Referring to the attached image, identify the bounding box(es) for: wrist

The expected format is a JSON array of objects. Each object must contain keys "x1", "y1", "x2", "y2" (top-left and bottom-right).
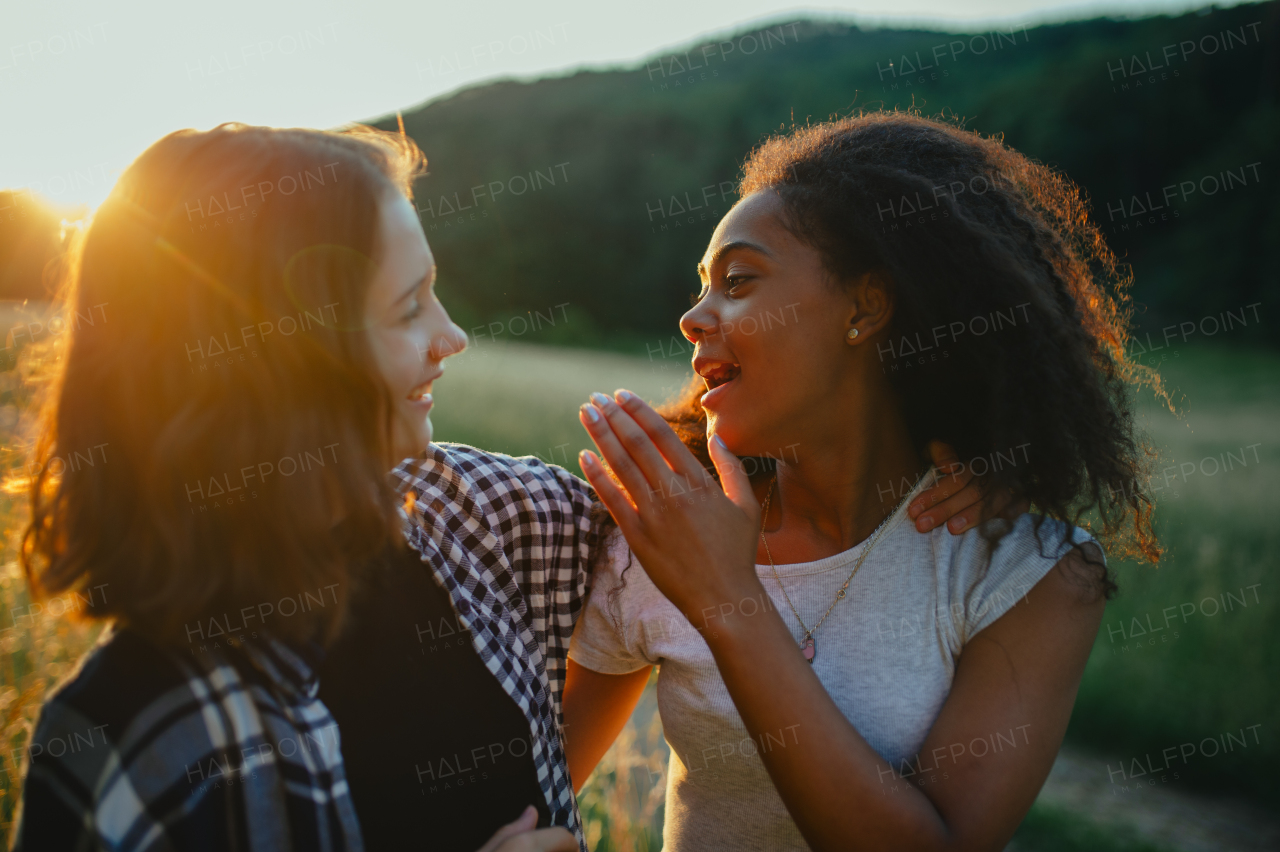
[{"x1": 682, "y1": 574, "x2": 770, "y2": 635}]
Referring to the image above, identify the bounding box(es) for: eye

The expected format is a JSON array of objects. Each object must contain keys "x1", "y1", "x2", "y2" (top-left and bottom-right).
[
  {"x1": 725, "y1": 275, "x2": 750, "y2": 295},
  {"x1": 401, "y1": 278, "x2": 431, "y2": 322},
  {"x1": 401, "y1": 296, "x2": 424, "y2": 323}
]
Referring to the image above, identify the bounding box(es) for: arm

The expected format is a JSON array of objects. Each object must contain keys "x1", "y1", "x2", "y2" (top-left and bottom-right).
[
  {"x1": 694, "y1": 549, "x2": 1102, "y2": 851},
  {"x1": 562, "y1": 660, "x2": 653, "y2": 793},
  {"x1": 575, "y1": 391, "x2": 1102, "y2": 851}
]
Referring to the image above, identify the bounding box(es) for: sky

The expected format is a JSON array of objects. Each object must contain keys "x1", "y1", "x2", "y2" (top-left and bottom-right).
[{"x1": 0, "y1": 0, "x2": 1240, "y2": 210}]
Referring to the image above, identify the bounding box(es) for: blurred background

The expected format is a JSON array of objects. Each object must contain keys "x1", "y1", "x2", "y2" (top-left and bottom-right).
[{"x1": 1, "y1": 1, "x2": 1276, "y2": 850}]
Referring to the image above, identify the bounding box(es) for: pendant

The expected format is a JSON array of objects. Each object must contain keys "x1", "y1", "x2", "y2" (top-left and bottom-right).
[{"x1": 801, "y1": 636, "x2": 816, "y2": 663}]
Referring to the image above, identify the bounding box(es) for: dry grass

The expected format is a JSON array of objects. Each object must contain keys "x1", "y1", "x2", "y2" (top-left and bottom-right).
[
  {"x1": 2, "y1": 331, "x2": 1275, "y2": 847},
  {"x1": 0, "y1": 330, "x2": 690, "y2": 845}
]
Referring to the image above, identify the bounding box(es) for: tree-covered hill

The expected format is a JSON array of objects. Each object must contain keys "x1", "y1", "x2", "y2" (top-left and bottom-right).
[{"x1": 374, "y1": 2, "x2": 1277, "y2": 349}]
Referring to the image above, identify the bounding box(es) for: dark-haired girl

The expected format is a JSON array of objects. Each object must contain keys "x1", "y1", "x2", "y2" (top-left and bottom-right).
[{"x1": 566, "y1": 112, "x2": 1158, "y2": 851}]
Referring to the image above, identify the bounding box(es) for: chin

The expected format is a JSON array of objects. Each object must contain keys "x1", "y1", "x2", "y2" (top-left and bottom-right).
[
  {"x1": 707, "y1": 413, "x2": 778, "y2": 462},
  {"x1": 392, "y1": 419, "x2": 433, "y2": 462},
  {"x1": 706, "y1": 414, "x2": 747, "y2": 455}
]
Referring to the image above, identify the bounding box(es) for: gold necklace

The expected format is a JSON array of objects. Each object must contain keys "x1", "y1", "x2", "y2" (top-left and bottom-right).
[{"x1": 759, "y1": 473, "x2": 918, "y2": 664}]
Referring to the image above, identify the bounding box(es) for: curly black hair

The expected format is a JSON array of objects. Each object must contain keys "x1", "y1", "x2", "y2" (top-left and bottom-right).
[{"x1": 647, "y1": 110, "x2": 1163, "y2": 594}]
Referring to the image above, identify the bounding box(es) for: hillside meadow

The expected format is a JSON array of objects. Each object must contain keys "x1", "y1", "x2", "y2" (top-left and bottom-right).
[{"x1": 1, "y1": 324, "x2": 1275, "y2": 848}]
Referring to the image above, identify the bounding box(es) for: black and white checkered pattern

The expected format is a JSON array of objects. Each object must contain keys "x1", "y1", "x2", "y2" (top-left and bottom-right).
[
  {"x1": 391, "y1": 443, "x2": 603, "y2": 852},
  {"x1": 14, "y1": 627, "x2": 363, "y2": 852}
]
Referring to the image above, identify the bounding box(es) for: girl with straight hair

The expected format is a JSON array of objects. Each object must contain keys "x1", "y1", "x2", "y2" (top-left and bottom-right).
[{"x1": 13, "y1": 123, "x2": 578, "y2": 852}]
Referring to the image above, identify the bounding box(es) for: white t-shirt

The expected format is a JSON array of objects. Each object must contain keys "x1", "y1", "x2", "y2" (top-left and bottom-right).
[{"x1": 568, "y1": 469, "x2": 1100, "y2": 852}]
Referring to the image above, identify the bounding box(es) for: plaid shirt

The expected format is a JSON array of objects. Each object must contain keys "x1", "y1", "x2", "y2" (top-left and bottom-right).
[
  {"x1": 390, "y1": 443, "x2": 600, "y2": 851},
  {"x1": 13, "y1": 444, "x2": 600, "y2": 852},
  {"x1": 12, "y1": 627, "x2": 362, "y2": 852}
]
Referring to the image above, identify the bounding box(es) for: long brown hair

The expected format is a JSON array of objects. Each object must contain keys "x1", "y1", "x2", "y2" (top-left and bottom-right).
[
  {"x1": 21, "y1": 123, "x2": 427, "y2": 647},
  {"x1": 660, "y1": 111, "x2": 1161, "y2": 582}
]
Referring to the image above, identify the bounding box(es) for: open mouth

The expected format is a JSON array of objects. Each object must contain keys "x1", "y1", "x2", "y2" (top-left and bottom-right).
[
  {"x1": 697, "y1": 361, "x2": 741, "y2": 407},
  {"x1": 408, "y1": 373, "x2": 441, "y2": 404},
  {"x1": 700, "y1": 362, "x2": 741, "y2": 391}
]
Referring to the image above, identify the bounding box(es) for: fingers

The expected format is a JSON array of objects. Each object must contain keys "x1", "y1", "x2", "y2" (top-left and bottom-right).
[
  {"x1": 908, "y1": 441, "x2": 972, "y2": 522},
  {"x1": 909, "y1": 441, "x2": 1033, "y2": 534},
  {"x1": 612, "y1": 389, "x2": 710, "y2": 483},
  {"x1": 579, "y1": 400, "x2": 660, "y2": 506},
  {"x1": 476, "y1": 806, "x2": 538, "y2": 852},
  {"x1": 532, "y1": 828, "x2": 579, "y2": 852},
  {"x1": 916, "y1": 478, "x2": 986, "y2": 533},
  {"x1": 578, "y1": 449, "x2": 645, "y2": 539},
  {"x1": 707, "y1": 433, "x2": 760, "y2": 522},
  {"x1": 582, "y1": 392, "x2": 695, "y2": 509},
  {"x1": 505, "y1": 828, "x2": 578, "y2": 852},
  {"x1": 484, "y1": 824, "x2": 577, "y2": 852}
]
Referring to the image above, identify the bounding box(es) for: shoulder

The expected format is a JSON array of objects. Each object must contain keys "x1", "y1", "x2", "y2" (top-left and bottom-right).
[
  {"x1": 946, "y1": 514, "x2": 1103, "y2": 576},
  {"x1": 22, "y1": 627, "x2": 197, "y2": 819},
  {"x1": 394, "y1": 443, "x2": 596, "y2": 513},
  {"x1": 588, "y1": 530, "x2": 665, "y2": 614},
  {"x1": 34, "y1": 627, "x2": 189, "y2": 743},
  {"x1": 940, "y1": 514, "x2": 1104, "y2": 642}
]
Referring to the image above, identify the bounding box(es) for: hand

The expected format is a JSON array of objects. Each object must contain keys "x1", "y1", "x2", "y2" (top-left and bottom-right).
[
  {"x1": 475, "y1": 805, "x2": 577, "y2": 852},
  {"x1": 908, "y1": 441, "x2": 1030, "y2": 534},
  {"x1": 577, "y1": 390, "x2": 763, "y2": 626}
]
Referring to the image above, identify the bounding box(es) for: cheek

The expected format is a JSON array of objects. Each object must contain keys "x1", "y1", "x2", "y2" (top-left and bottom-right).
[
  {"x1": 741, "y1": 327, "x2": 838, "y2": 407},
  {"x1": 368, "y1": 329, "x2": 419, "y2": 393},
  {"x1": 738, "y1": 323, "x2": 803, "y2": 380}
]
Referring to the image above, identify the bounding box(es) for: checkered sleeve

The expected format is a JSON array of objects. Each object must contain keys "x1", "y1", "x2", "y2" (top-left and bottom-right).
[
  {"x1": 411, "y1": 443, "x2": 604, "y2": 720},
  {"x1": 390, "y1": 443, "x2": 616, "y2": 851}
]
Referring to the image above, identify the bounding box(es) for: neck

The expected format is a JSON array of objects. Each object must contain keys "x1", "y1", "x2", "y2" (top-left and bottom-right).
[{"x1": 754, "y1": 392, "x2": 923, "y2": 564}]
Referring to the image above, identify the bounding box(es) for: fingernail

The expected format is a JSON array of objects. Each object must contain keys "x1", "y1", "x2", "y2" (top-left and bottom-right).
[
  {"x1": 590, "y1": 392, "x2": 611, "y2": 408},
  {"x1": 580, "y1": 403, "x2": 600, "y2": 423},
  {"x1": 615, "y1": 389, "x2": 638, "y2": 405},
  {"x1": 713, "y1": 434, "x2": 727, "y2": 448},
  {"x1": 907, "y1": 501, "x2": 922, "y2": 519},
  {"x1": 948, "y1": 518, "x2": 964, "y2": 532},
  {"x1": 579, "y1": 450, "x2": 594, "y2": 468},
  {"x1": 918, "y1": 515, "x2": 934, "y2": 531}
]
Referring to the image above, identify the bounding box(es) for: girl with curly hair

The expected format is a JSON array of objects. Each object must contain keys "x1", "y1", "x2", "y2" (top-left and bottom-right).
[{"x1": 566, "y1": 112, "x2": 1159, "y2": 852}]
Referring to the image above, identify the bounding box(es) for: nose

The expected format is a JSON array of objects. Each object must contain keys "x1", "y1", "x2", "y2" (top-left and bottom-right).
[
  {"x1": 427, "y1": 320, "x2": 468, "y2": 363},
  {"x1": 679, "y1": 301, "x2": 717, "y2": 344}
]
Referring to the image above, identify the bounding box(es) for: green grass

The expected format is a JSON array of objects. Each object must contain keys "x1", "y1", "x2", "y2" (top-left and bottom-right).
[
  {"x1": 428, "y1": 337, "x2": 695, "y2": 475},
  {"x1": 2, "y1": 332, "x2": 1275, "y2": 846},
  {"x1": 1069, "y1": 345, "x2": 1280, "y2": 806},
  {"x1": 432, "y1": 340, "x2": 1280, "y2": 838},
  {"x1": 1010, "y1": 802, "x2": 1179, "y2": 852}
]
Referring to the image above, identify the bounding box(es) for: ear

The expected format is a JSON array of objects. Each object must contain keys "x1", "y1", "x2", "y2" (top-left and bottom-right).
[{"x1": 845, "y1": 269, "x2": 895, "y2": 342}]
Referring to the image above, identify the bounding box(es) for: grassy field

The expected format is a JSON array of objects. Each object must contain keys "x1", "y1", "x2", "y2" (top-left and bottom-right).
[
  {"x1": 1, "y1": 325, "x2": 1276, "y2": 848},
  {"x1": 440, "y1": 340, "x2": 1280, "y2": 848},
  {"x1": 1066, "y1": 347, "x2": 1279, "y2": 805}
]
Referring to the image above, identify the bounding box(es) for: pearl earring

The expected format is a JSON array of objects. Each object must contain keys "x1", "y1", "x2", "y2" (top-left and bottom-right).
[{"x1": 847, "y1": 328, "x2": 859, "y2": 341}]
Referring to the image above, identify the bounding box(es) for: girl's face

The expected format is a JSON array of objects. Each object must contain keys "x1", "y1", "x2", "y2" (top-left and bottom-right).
[
  {"x1": 680, "y1": 190, "x2": 865, "y2": 457},
  {"x1": 365, "y1": 191, "x2": 468, "y2": 462}
]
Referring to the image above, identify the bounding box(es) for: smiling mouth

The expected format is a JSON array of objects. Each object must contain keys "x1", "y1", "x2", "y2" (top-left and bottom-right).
[
  {"x1": 699, "y1": 362, "x2": 741, "y2": 391},
  {"x1": 408, "y1": 375, "x2": 441, "y2": 402}
]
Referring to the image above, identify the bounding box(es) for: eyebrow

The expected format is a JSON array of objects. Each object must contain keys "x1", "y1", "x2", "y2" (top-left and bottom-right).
[
  {"x1": 396, "y1": 266, "x2": 434, "y2": 304},
  {"x1": 696, "y1": 240, "x2": 773, "y2": 278}
]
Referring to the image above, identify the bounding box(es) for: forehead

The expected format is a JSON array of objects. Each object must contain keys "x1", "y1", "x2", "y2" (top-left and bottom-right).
[
  {"x1": 381, "y1": 192, "x2": 433, "y2": 261},
  {"x1": 702, "y1": 190, "x2": 788, "y2": 267}
]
